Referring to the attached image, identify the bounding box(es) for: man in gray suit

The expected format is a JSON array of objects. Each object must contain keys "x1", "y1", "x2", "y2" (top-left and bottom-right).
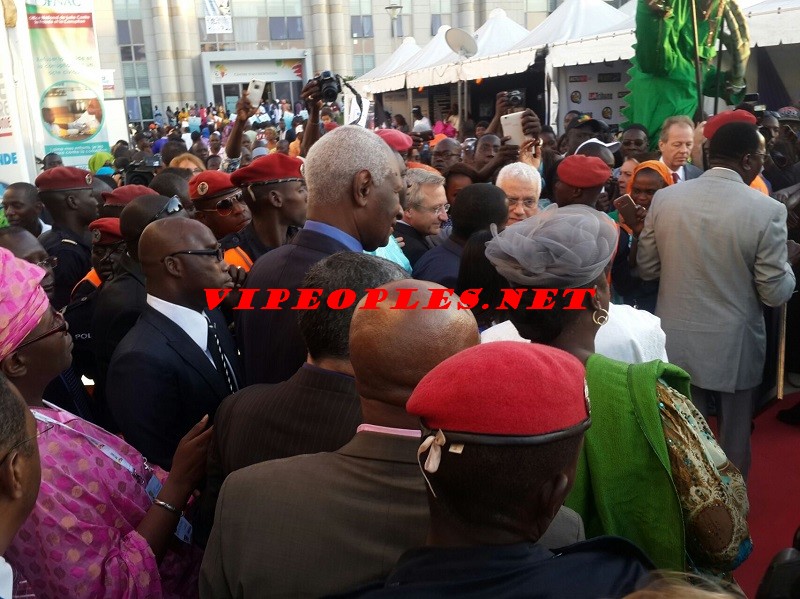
[
  {"x1": 637, "y1": 121, "x2": 800, "y2": 478},
  {"x1": 200, "y1": 282, "x2": 585, "y2": 598},
  {"x1": 659, "y1": 115, "x2": 703, "y2": 182}
]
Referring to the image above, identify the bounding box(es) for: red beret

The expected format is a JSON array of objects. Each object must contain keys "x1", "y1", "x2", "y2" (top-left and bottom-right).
[
  {"x1": 230, "y1": 153, "x2": 303, "y2": 187},
  {"x1": 88, "y1": 217, "x2": 123, "y2": 245},
  {"x1": 101, "y1": 184, "x2": 155, "y2": 207},
  {"x1": 407, "y1": 342, "x2": 589, "y2": 438},
  {"x1": 189, "y1": 170, "x2": 237, "y2": 201},
  {"x1": 35, "y1": 166, "x2": 93, "y2": 193},
  {"x1": 703, "y1": 109, "x2": 757, "y2": 140},
  {"x1": 557, "y1": 155, "x2": 611, "y2": 189},
  {"x1": 375, "y1": 128, "x2": 413, "y2": 152}
]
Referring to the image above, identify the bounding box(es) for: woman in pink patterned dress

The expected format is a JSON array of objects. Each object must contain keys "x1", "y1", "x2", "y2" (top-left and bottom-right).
[{"x1": 0, "y1": 248, "x2": 210, "y2": 598}]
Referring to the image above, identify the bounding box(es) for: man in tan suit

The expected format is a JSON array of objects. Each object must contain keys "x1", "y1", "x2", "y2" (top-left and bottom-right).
[
  {"x1": 637, "y1": 121, "x2": 800, "y2": 478},
  {"x1": 200, "y1": 282, "x2": 585, "y2": 598}
]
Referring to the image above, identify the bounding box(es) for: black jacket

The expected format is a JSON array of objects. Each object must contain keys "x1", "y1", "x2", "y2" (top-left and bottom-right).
[{"x1": 393, "y1": 222, "x2": 432, "y2": 268}]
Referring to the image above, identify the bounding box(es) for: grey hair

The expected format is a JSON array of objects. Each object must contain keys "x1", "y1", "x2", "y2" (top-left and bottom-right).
[
  {"x1": 0, "y1": 373, "x2": 30, "y2": 456},
  {"x1": 305, "y1": 125, "x2": 394, "y2": 206},
  {"x1": 495, "y1": 163, "x2": 542, "y2": 200},
  {"x1": 406, "y1": 168, "x2": 445, "y2": 208},
  {"x1": 659, "y1": 115, "x2": 694, "y2": 142},
  {"x1": 296, "y1": 252, "x2": 407, "y2": 360}
]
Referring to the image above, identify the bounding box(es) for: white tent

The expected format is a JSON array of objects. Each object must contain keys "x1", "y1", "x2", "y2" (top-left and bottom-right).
[
  {"x1": 747, "y1": 0, "x2": 800, "y2": 45},
  {"x1": 355, "y1": 37, "x2": 421, "y2": 91},
  {"x1": 449, "y1": 0, "x2": 629, "y2": 82},
  {"x1": 406, "y1": 9, "x2": 530, "y2": 88},
  {"x1": 366, "y1": 26, "x2": 454, "y2": 94}
]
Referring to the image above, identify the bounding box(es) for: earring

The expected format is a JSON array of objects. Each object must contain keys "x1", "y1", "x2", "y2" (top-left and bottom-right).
[{"x1": 592, "y1": 307, "x2": 609, "y2": 326}]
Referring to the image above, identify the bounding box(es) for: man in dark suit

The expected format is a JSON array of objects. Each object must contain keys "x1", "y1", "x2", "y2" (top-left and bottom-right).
[
  {"x1": 92, "y1": 194, "x2": 186, "y2": 430},
  {"x1": 107, "y1": 218, "x2": 240, "y2": 469},
  {"x1": 240, "y1": 125, "x2": 404, "y2": 384},
  {"x1": 194, "y1": 252, "x2": 407, "y2": 547},
  {"x1": 200, "y1": 282, "x2": 585, "y2": 598},
  {"x1": 659, "y1": 115, "x2": 703, "y2": 182},
  {"x1": 393, "y1": 168, "x2": 447, "y2": 268}
]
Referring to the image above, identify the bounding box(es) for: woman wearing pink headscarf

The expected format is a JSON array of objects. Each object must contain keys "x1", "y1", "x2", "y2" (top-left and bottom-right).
[{"x1": 0, "y1": 247, "x2": 211, "y2": 598}]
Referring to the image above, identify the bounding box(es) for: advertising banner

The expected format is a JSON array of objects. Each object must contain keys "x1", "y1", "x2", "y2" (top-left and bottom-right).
[
  {"x1": 561, "y1": 62, "x2": 631, "y2": 129},
  {"x1": 0, "y1": 21, "x2": 30, "y2": 192},
  {"x1": 26, "y1": 0, "x2": 110, "y2": 166}
]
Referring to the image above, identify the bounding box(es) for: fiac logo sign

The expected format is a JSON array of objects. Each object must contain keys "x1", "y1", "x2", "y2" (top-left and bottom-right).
[{"x1": 27, "y1": 0, "x2": 86, "y2": 8}]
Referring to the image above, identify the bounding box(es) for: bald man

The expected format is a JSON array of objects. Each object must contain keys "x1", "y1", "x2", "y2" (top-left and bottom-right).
[
  {"x1": 91, "y1": 194, "x2": 186, "y2": 430},
  {"x1": 201, "y1": 282, "x2": 584, "y2": 598},
  {"x1": 107, "y1": 218, "x2": 240, "y2": 468}
]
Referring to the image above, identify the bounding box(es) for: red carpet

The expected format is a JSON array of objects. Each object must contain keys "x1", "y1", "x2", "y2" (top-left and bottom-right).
[{"x1": 733, "y1": 395, "x2": 800, "y2": 597}]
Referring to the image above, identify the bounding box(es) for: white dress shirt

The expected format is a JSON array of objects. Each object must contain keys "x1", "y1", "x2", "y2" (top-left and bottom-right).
[
  {"x1": 659, "y1": 157, "x2": 685, "y2": 182},
  {"x1": 0, "y1": 555, "x2": 13, "y2": 599},
  {"x1": 147, "y1": 294, "x2": 215, "y2": 367}
]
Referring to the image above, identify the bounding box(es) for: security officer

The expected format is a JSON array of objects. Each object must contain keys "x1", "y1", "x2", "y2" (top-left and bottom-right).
[
  {"x1": 189, "y1": 170, "x2": 252, "y2": 241},
  {"x1": 36, "y1": 166, "x2": 98, "y2": 309},
  {"x1": 362, "y1": 342, "x2": 654, "y2": 597},
  {"x1": 71, "y1": 217, "x2": 127, "y2": 302},
  {"x1": 224, "y1": 153, "x2": 307, "y2": 271}
]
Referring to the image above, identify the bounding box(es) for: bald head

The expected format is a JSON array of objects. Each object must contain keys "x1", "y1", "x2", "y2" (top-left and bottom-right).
[
  {"x1": 349, "y1": 280, "x2": 479, "y2": 408},
  {"x1": 119, "y1": 194, "x2": 184, "y2": 260},
  {"x1": 139, "y1": 218, "x2": 214, "y2": 268}
]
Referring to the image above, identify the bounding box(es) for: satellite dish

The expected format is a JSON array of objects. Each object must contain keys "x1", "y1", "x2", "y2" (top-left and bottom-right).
[{"x1": 445, "y1": 28, "x2": 478, "y2": 59}]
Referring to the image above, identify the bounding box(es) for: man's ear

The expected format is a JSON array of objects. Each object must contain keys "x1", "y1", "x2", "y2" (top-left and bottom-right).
[
  {"x1": 1, "y1": 353, "x2": 28, "y2": 380},
  {"x1": 162, "y1": 256, "x2": 183, "y2": 277},
  {"x1": 65, "y1": 194, "x2": 79, "y2": 210},
  {"x1": 268, "y1": 189, "x2": 283, "y2": 209},
  {"x1": 352, "y1": 170, "x2": 372, "y2": 209}
]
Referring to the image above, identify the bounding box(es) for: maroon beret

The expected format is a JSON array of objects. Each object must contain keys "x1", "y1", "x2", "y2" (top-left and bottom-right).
[
  {"x1": 557, "y1": 155, "x2": 611, "y2": 189},
  {"x1": 35, "y1": 166, "x2": 93, "y2": 192},
  {"x1": 375, "y1": 128, "x2": 413, "y2": 152},
  {"x1": 101, "y1": 184, "x2": 155, "y2": 207},
  {"x1": 88, "y1": 217, "x2": 123, "y2": 245},
  {"x1": 230, "y1": 153, "x2": 303, "y2": 187},
  {"x1": 703, "y1": 109, "x2": 757, "y2": 140},
  {"x1": 189, "y1": 170, "x2": 238, "y2": 201},
  {"x1": 407, "y1": 342, "x2": 589, "y2": 438}
]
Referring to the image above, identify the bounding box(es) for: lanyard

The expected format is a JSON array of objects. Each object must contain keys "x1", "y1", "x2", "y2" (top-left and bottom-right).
[{"x1": 33, "y1": 409, "x2": 150, "y2": 485}]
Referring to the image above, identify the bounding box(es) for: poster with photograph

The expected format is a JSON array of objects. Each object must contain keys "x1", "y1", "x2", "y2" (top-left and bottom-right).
[
  {"x1": 26, "y1": 0, "x2": 110, "y2": 165},
  {"x1": 561, "y1": 62, "x2": 631, "y2": 129}
]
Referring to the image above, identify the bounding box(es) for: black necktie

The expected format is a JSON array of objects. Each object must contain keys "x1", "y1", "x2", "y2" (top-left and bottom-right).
[{"x1": 206, "y1": 316, "x2": 237, "y2": 394}]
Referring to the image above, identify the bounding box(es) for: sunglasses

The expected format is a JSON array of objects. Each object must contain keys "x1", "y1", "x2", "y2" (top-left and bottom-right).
[
  {"x1": 149, "y1": 196, "x2": 184, "y2": 223},
  {"x1": 0, "y1": 424, "x2": 54, "y2": 467},
  {"x1": 195, "y1": 190, "x2": 245, "y2": 217},
  {"x1": 163, "y1": 245, "x2": 224, "y2": 262},
  {"x1": 15, "y1": 309, "x2": 68, "y2": 352}
]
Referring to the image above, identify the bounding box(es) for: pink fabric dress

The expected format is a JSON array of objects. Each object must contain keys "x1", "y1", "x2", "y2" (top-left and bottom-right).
[{"x1": 6, "y1": 407, "x2": 201, "y2": 599}]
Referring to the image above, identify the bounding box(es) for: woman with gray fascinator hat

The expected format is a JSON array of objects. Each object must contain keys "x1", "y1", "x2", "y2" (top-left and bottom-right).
[{"x1": 482, "y1": 204, "x2": 752, "y2": 581}]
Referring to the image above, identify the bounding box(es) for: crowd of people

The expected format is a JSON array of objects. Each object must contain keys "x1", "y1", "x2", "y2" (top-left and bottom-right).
[{"x1": 1, "y1": 77, "x2": 800, "y2": 598}]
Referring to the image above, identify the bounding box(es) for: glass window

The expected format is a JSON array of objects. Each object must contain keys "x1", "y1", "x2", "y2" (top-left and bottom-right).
[
  {"x1": 120, "y1": 46, "x2": 133, "y2": 62},
  {"x1": 122, "y1": 63, "x2": 136, "y2": 90},
  {"x1": 116, "y1": 20, "x2": 131, "y2": 44},
  {"x1": 267, "y1": 0, "x2": 284, "y2": 15},
  {"x1": 135, "y1": 62, "x2": 149, "y2": 89},
  {"x1": 130, "y1": 19, "x2": 144, "y2": 44},
  {"x1": 140, "y1": 96, "x2": 153, "y2": 120},
  {"x1": 234, "y1": 17, "x2": 258, "y2": 42},
  {"x1": 351, "y1": 15, "x2": 373, "y2": 38},
  {"x1": 525, "y1": 0, "x2": 548, "y2": 9},
  {"x1": 256, "y1": 17, "x2": 270, "y2": 41},
  {"x1": 126, "y1": 96, "x2": 141, "y2": 121},
  {"x1": 285, "y1": 0, "x2": 303, "y2": 16},
  {"x1": 133, "y1": 45, "x2": 146, "y2": 60},
  {"x1": 269, "y1": 17, "x2": 287, "y2": 40},
  {"x1": 287, "y1": 16, "x2": 303, "y2": 39},
  {"x1": 431, "y1": 13, "x2": 441, "y2": 35}
]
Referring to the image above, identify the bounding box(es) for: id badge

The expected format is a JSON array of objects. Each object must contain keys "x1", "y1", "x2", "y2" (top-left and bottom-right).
[
  {"x1": 145, "y1": 475, "x2": 163, "y2": 502},
  {"x1": 175, "y1": 517, "x2": 193, "y2": 544}
]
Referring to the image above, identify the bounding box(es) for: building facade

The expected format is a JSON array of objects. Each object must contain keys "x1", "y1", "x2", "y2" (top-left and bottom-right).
[{"x1": 96, "y1": 0, "x2": 625, "y2": 126}]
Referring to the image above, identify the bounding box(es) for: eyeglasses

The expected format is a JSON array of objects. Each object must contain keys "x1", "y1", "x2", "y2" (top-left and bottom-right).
[
  {"x1": 0, "y1": 424, "x2": 54, "y2": 468},
  {"x1": 506, "y1": 198, "x2": 537, "y2": 209},
  {"x1": 414, "y1": 203, "x2": 450, "y2": 216},
  {"x1": 163, "y1": 245, "x2": 224, "y2": 262},
  {"x1": 149, "y1": 196, "x2": 184, "y2": 223},
  {"x1": 35, "y1": 256, "x2": 58, "y2": 270},
  {"x1": 15, "y1": 309, "x2": 68, "y2": 352},
  {"x1": 195, "y1": 191, "x2": 245, "y2": 217}
]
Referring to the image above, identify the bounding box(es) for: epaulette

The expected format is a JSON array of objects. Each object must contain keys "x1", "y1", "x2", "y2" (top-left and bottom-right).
[{"x1": 61, "y1": 239, "x2": 78, "y2": 246}]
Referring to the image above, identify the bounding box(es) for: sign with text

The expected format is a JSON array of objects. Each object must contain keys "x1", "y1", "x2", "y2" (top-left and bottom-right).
[{"x1": 26, "y1": 0, "x2": 109, "y2": 167}]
